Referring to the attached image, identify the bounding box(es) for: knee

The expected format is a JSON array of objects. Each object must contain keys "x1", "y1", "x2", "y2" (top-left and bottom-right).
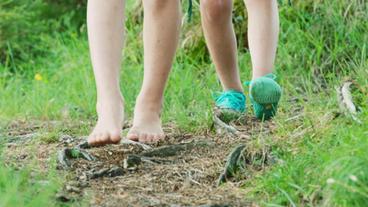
[
  {"x1": 245, "y1": 0, "x2": 275, "y2": 9},
  {"x1": 200, "y1": 0, "x2": 233, "y2": 23},
  {"x1": 143, "y1": 0, "x2": 176, "y2": 15}
]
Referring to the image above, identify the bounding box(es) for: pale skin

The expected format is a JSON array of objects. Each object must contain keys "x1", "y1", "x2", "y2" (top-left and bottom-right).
[
  {"x1": 200, "y1": 0, "x2": 279, "y2": 83},
  {"x1": 127, "y1": 0, "x2": 181, "y2": 143},
  {"x1": 87, "y1": 0, "x2": 279, "y2": 145},
  {"x1": 87, "y1": 0, "x2": 181, "y2": 146}
]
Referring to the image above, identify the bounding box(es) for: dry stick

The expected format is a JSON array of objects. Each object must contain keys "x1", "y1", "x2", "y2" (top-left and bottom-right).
[
  {"x1": 120, "y1": 139, "x2": 152, "y2": 150},
  {"x1": 213, "y1": 115, "x2": 239, "y2": 135},
  {"x1": 337, "y1": 81, "x2": 362, "y2": 124}
]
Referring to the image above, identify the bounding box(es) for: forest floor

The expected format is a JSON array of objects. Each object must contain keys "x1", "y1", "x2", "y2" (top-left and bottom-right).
[
  {"x1": 2, "y1": 115, "x2": 277, "y2": 206},
  {"x1": 1, "y1": 77, "x2": 368, "y2": 207}
]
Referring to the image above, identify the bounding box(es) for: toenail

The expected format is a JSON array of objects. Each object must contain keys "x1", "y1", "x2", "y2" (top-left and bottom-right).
[
  {"x1": 139, "y1": 133, "x2": 148, "y2": 142},
  {"x1": 110, "y1": 133, "x2": 121, "y2": 143},
  {"x1": 153, "y1": 134, "x2": 161, "y2": 141}
]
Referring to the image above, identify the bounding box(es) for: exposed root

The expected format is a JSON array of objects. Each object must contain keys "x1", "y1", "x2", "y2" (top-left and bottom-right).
[
  {"x1": 87, "y1": 166, "x2": 124, "y2": 179},
  {"x1": 123, "y1": 154, "x2": 173, "y2": 170},
  {"x1": 57, "y1": 148, "x2": 95, "y2": 170},
  {"x1": 77, "y1": 140, "x2": 90, "y2": 149},
  {"x1": 140, "y1": 140, "x2": 214, "y2": 158}
]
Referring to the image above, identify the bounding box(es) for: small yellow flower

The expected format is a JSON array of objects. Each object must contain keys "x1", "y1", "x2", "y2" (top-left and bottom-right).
[
  {"x1": 326, "y1": 178, "x2": 335, "y2": 184},
  {"x1": 35, "y1": 73, "x2": 43, "y2": 81},
  {"x1": 349, "y1": 175, "x2": 358, "y2": 182}
]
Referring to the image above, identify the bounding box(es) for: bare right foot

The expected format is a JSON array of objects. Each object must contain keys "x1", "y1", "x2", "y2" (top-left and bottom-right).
[{"x1": 88, "y1": 96, "x2": 124, "y2": 146}]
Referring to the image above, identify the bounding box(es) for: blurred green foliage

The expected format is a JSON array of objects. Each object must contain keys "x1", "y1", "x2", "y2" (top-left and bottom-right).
[{"x1": 0, "y1": 0, "x2": 86, "y2": 71}]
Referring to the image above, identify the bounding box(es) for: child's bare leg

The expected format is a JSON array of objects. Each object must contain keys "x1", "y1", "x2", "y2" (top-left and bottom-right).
[
  {"x1": 127, "y1": 0, "x2": 181, "y2": 143},
  {"x1": 245, "y1": 0, "x2": 279, "y2": 79},
  {"x1": 87, "y1": 0, "x2": 125, "y2": 146},
  {"x1": 200, "y1": 0, "x2": 242, "y2": 92},
  {"x1": 245, "y1": 0, "x2": 281, "y2": 120}
]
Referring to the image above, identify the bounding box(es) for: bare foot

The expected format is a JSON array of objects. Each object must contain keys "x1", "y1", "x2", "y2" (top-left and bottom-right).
[
  {"x1": 88, "y1": 96, "x2": 124, "y2": 146},
  {"x1": 127, "y1": 96, "x2": 165, "y2": 143}
]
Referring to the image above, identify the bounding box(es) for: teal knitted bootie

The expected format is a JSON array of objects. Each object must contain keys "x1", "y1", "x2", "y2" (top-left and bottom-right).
[
  {"x1": 214, "y1": 90, "x2": 246, "y2": 123},
  {"x1": 246, "y1": 74, "x2": 282, "y2": 121}
]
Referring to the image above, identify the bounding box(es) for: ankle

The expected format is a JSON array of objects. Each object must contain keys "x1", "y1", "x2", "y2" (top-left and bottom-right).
[
  {"x1": 135, "y1": 95, "x2": 161, "y2": 113},
  {"x1": 133, "y1": 98, "x2": 162, "y2": 123},
  {"x1": 223, "y1": 83, "x2": 243, "y2": 93},
  {"x1": 252, "y1": 71, "x2": 274, "y2": 80},
  {"x1": 96, "y1": 94, "x2": 124, "y2": 109},
  {"x1": 223, "y1": 87, "x2": 243, "y2": 93}
]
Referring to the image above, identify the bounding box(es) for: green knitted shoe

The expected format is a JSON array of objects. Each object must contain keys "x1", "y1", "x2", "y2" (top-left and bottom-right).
[
  {"x1": 214, "y1": 90, "x2": 246, "y2": 123},
  {"x1": 246, "y1": 74, "x2": 282, "y2": 121}
]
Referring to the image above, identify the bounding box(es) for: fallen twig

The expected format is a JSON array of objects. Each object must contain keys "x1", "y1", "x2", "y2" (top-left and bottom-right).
[
  {"x1": 77, "y1": 139, "x2": 152, "y2": 150},
  {"x1": 213, "y1": 115, "x2": 239, "y2": 136},
  {"x1": 217, "y1": 144, "x2": 246, "y2": 186},
  {"x1": 121, "y1": 139, "x2": 152, "y2": 150},
  {"x1": 337, "y1": 81, "x2": 362, "y2": 124}
]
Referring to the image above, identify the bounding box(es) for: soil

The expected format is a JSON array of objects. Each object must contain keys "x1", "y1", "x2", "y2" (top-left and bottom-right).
[{"x1": 2, "y1": 117, "x2": 275, "y2": 207}]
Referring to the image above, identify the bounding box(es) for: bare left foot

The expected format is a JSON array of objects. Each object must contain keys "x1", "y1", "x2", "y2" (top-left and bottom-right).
[{"x1": 127, "y1": 96, "x2": 165, "y2": 143}]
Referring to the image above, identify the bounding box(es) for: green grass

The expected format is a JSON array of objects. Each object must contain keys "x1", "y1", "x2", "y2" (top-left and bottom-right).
[
  {"x1": 0, "y1": 0, "x2": 367, "y2": 206},
  {"x1": 0, "y1": 149, "x2": 63, "y2": 207},
  {"x1": 245, "y1": 84, "x2": 368, "y2": 206}
]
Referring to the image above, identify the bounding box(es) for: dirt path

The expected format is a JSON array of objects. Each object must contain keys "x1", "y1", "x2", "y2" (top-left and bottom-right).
[{"x1": 2, "y1": 118, "x2": 275, "y2": 207}]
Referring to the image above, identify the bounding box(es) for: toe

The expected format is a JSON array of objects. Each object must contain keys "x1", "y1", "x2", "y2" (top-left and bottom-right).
[
  {"x1": 93, "y1": 133, "x2": 104, "y2": 145},
  {"x1": 110, "y1": 130, "x2": 122, "y2": 144},
  {"x1": 88, "y1": 133, "x2": 98, "y2": 145},
  {"x1": 145, "y1": 134, "x2": 156, "y2": 143},
  {"x1": 100, "y1": 132, "x2": 110, "y2": 144},
  {"x1": 153, "y1": 134, "x2": 164, "y2": 142},
  {"x1": 139, "y1": 133, "x2": 148, "y2": 143},
  {"x1": 127, "y1": 129, "x2": 139, "y2": 141},
  {"x1": 159, "y1": 133, "x2": 165, "y2": 140}
]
